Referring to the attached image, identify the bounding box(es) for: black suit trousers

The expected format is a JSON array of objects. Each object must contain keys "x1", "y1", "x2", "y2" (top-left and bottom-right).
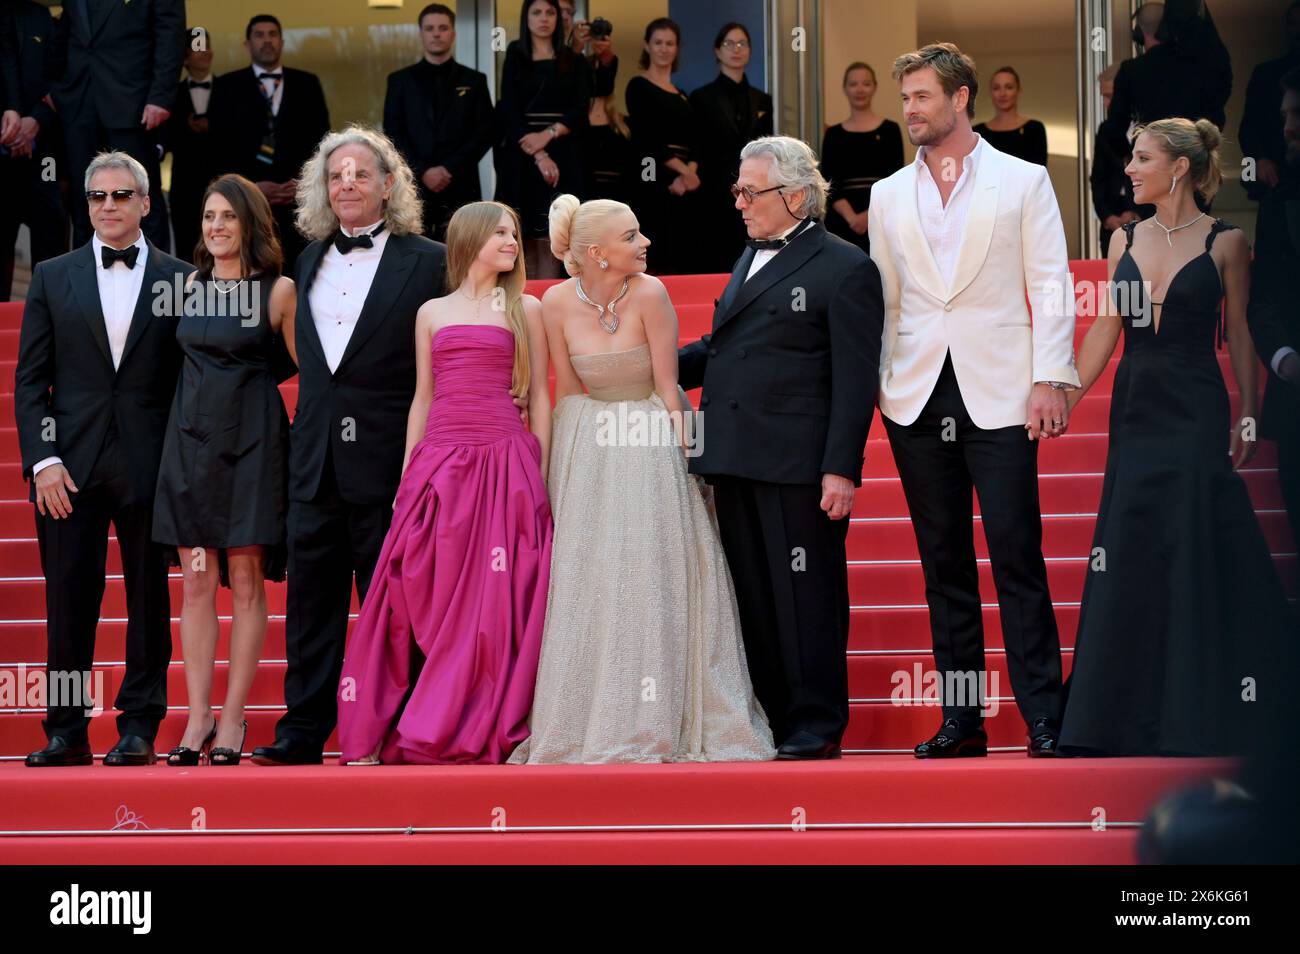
[
  {"x1": 710, "y1": 476, "x2": 851, "y2": 747},
  {"x1": 276, "y1": 444, "x2": 393, "y2": 750},
  {"x1": 35, "y1": 425, "x2": 171, "y2": 743},
  {"x1": 883, "y1": 353, "x2": 1063, "y2": 732}
]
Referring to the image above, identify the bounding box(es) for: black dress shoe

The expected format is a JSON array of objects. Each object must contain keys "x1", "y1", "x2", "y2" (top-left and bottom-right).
[
  {"x1": 775, "y1": 730, "x2": 842, "y2": 760},
  {"x1": 104, "y1": 734, "x2": 157, "y2": 766},
  {"x1": 25, "y1": 737, "x2": 93, "y2": 767},
  {"x1": 1028, "y1": 717, "x2": 1059, "y2": 758},
  {"x1": 914, "y1": 719, "x2": 988, "y2": 759},
  {"x1": 250, "y1": 737, "x2": 323, "y2": 766}
]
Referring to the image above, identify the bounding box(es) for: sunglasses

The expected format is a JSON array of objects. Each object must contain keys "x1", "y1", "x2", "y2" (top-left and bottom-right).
[
  {"x1": 729, "y1": 183, "x2": 783, "y2": 203},
  {"x1": 85, "y1": 189, "x2": 139, "y2": 204}
]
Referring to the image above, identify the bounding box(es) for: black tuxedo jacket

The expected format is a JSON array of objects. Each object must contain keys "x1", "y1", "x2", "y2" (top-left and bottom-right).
[
  {"x1": 4, "y1": 0, "x2": 57, "y2": 131},
  {"x1": 208, "y1": 65, "x2": 330, "y2": 184},
  {"x1": 678, "y1": 221, "x2": 883, "y2": 486},
  {"x1": 1248, "y1": 180, "x2": 1300, "y2": 440},
  {"x1": 14, "y1": 240, "x2": 189, "y2": 502},
  {"x1": 48, "y1": 0, "x2": 185, "y2": 129},
  {"x1": 383, "y1": 59, "x2": 493, "y2": 210},
  {"x1": 289, "y1": 232, "x2": 446, "y2": 505},
  {"x1": 163, "y1": 77, "x2": 217, "y2": 189}
]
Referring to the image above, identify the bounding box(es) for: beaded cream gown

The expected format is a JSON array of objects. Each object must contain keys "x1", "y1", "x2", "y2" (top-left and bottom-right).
[{"x1": 509, "y1": 344, "x2": 776, "y2": 763}]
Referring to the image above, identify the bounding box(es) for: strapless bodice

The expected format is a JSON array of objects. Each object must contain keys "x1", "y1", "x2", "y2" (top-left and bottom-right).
[
  {"x1": 570, "y1": 343, "x2": 654, "y2": 402},
  {"x1": 426, "y1": 324, "x2": 526, "y2": 445}
]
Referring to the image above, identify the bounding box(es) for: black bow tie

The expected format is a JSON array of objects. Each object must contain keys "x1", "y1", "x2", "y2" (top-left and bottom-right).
[
  {"x1": 747, "y1": 237, "x2": 788, "y2": 251},
  {"x1": 101, "y1": 244, "x2": 140, "y2": 270},
  {"x1": 333, "y1": 223, "x2": 385, "y2": 255},
  {"x1": 259, "y1": 72, "x2": 283, "y2": 81},
  {"x1": 188, "y1": 79, "x2": 211, "y2": 89}
]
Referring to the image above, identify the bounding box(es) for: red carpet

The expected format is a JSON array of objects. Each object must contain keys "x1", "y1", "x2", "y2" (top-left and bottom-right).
[{"x1": 0, "y1": 263, "x2": 1287, "y2": 863}]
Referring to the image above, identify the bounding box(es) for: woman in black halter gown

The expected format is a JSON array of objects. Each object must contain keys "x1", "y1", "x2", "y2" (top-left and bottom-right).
[{"x1": 1060, "y1": 119, "x2": 1294, "y2": 757}]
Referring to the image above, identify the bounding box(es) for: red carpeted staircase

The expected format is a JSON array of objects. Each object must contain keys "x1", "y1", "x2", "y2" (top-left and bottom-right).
[{"x1": 0, "y1": 264, "x2": 1288, "y2": 863}]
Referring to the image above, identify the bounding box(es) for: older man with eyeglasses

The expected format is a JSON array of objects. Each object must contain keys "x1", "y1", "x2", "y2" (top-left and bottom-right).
[
  {"x1": 14, "y1": 150, "x2": 192, "y2": 767},
  {"x1": 677, "y1": 135, "x2": 884, "y2": 760}
]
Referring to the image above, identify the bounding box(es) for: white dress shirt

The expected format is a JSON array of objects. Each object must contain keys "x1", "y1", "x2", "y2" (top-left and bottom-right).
[
  {"x1": 33, "y1": 230, "x2": 149, "y2": 477},
  {"x1": 308, "y1": 220, "x2": 389, "y2": 373},
  {"x1": 914, "y1": 133, "x2": 985, "y2": 287},
  {"x1": 187, "y1": 77, "x2": 212, "y2": 116},
  {"x1": 254, "y1": 63, "x2": 284, "y2": 116},
  {"x1": 744, "y1": 218, "x2": 814, "y2": 281}
]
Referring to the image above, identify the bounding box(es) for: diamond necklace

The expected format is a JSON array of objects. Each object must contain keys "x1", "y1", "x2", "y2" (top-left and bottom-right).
[
  {"x1": 575, "y1": 275, "x2": 631, "y2": 334},
  {"x1": 1152, "y1": 211, "x2": 1207, "y2": 248}
]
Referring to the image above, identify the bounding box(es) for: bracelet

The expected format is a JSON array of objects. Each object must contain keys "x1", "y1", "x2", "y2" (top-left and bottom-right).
[
  {"x1": 534, "y1": 151, "x2": 549, "y2": 164},
  {"x1": 548, "y1": 123, "x2": 559, "y2": 139}
]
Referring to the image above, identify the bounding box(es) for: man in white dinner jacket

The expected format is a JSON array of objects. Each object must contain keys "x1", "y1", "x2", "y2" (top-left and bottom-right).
[{"x1": 868, "y1": 43, "x2": 1079, "y2": 760}]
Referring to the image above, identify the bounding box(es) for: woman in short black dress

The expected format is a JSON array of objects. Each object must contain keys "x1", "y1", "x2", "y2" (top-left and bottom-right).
[
  {"x1": 494, "y1": 0, "x2": 592, "y2": 277},
  {"x1": 820, "y1": 61, "x2": 904, "y2": 254},
  {"x1": 626, "y1": 17, "x2": 701, "y2": 275},
  {"x1": 689, "y1": 22, "x2": 774, "y2": 272},
  {"x1": 153, "y1": 174, "x2": 297, "y2": 766},
  {"x1": 973, "y1": 66, "x2": 1048, "y2": 165}
]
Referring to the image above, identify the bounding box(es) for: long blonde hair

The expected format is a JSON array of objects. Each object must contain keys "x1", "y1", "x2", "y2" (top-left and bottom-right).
[{"x1": 445, "y1": 201, "x2": 530, "y2": 397}]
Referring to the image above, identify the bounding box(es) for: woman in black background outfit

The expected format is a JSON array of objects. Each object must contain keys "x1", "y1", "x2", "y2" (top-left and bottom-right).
[
  {"x1": 820, "y1": 61, "x2": 903, "y2": 254},
  {"x1": 974, "y1": 66, "x2": 1048, "y2": 166},
  {"x1": 625, "y1": 17, "x2": 700, "y2": 275},
  {"x1": 495, "y1": 0, "x2": 592, "y2": 277},
  {"x1": 689, "y1": 22, "x2": 773, "y2": 273}
]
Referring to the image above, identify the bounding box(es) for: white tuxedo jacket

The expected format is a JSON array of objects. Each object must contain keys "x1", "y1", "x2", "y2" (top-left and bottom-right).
[{"x1": 867, "y1": 142, "x2": 1079, "y2": 429}]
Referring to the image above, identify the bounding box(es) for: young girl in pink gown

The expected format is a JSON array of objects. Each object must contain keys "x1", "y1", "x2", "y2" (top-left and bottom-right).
[{"x1": 337, "y1": 202, "x2": 553, "y2": 764}]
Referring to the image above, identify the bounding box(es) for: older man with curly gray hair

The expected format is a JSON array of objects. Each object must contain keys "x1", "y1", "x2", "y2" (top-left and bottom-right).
[
  {"x1": 252, "y1": 125, "x2": 449, "y2": 766},
  {"x1": 677, "y1": 134, "x2": 884, "y2": 760}
]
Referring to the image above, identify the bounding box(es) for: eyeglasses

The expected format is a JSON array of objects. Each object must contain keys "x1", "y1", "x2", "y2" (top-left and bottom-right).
[
  {"x1": 85, "y1": 189, "x2": 139, "y2": 204},
  {"x1": 721, "y1": 40, "x2": 749, "y2": 50},
  {"x1": 729, "y1": 183, "x2": 783, "y2": 203}
]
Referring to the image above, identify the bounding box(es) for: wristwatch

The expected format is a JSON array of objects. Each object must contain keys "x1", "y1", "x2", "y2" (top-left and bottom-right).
[{"x1": 1046, "y1": 381, "x2": 1070, "y2": 391}]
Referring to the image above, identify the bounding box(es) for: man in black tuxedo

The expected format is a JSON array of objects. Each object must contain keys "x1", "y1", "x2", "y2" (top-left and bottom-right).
[
  {"x1": 678, "y1": 136, "x2": 883, "y2": 760},
  {"x1": 15, "y1": 151, "x2": 188, "y2": 767},
  {"x1": 48, "y1": 0, "x2": 185, "y2": 251},
  {"x1": 162, "y1": 33, "x2": 217, "y2": 262},
  {"x1": 0, "y1": 0, "x2": 67, "y2": 301},
  {"x1": 383, "y1": 3, "x2": 493, "y2": 243},
  {"x1": 1104, "y1": 0, "x2": 1232, "y2": 160},
  {"x1": 1248, "y1": 64, "x2": 1300, "y2": 554},
  {"x1": 251, "y1": 128, "x2": 446, "y2": 765},
  {"x1": 1239, "y1": 2, "x2": 1300, "y2": 202},
  {"x1": 208, "y1": 14, "x2": 330, "y2": 273}
]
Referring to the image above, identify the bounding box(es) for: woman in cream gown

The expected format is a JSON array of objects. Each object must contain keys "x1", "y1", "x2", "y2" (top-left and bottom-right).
[{"x1": 509, "y1": 195, "x2": 775, "y2": 763}]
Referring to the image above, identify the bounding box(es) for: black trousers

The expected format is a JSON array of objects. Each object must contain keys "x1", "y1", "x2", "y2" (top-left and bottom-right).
[
  {"x1": 0, "y1": 151, "x2": 68, "y2": 301},
  {"x1": 710, "y1": 475, "x2": 851, "y2": 747},
  {"x1": 276, "y1": 447, "x2": 393, "y2": 750},
  {"x1": 35, "y1": 426, "x2": 172, "y2": 743},
  {"x1": 883, "y1": 353, "x2": 1064, "y2": 731},
  {"x1": 63, "y1": 116, "x2": 170, "y2": 251},
  {"x1": 271, "y1": 203, "x2": 307, "y2": 277}
]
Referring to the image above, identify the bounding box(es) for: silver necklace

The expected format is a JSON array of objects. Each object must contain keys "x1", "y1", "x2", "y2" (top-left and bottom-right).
[
  {"x1": 210, "y1": 274, "x2": 245, "y2": 296},
  {"x1": 575, "y1": 275, "x2": 630, "y2": 334},
  {"x1": 1152, "y1": 211, "x2": 1207, "y2": 247}
]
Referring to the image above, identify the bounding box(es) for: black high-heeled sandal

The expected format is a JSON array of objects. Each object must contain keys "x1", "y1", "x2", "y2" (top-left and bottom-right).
[
  {"x1": 209, "y1": 721, "x2": 248, "y2": 766},
  {"x1": 166, "y1": 716, "x2": 217, "y2": 767}
]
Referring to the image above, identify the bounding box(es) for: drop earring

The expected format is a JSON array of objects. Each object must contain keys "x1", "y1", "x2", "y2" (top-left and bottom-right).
[{"x1": 1169, "y1": 174, "x2": 1179, "y2": 195}]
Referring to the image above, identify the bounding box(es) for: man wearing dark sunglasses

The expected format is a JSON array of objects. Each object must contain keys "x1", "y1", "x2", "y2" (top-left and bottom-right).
[{"x1": 14, "y1": 151, "x2": 191, "y2": 767}]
